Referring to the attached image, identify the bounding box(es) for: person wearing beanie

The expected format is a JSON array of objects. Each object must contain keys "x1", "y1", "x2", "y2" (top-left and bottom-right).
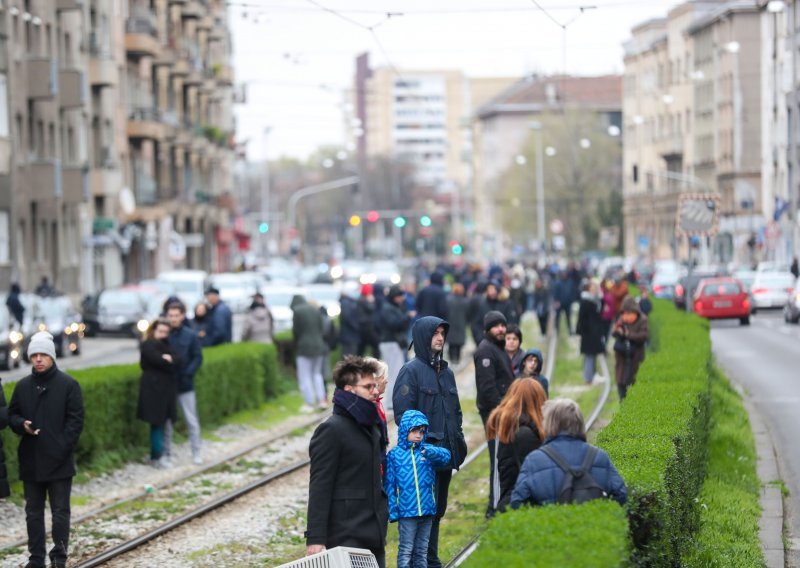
[
  {"x1": 8, "y1": 331, "x2": 84, "y2": 568},
  {"x1": 473, "y1": 309, "x2": 515, "y2": 519},
  {"x1": 376, "y1": 285, "x2": 413, "y2": 410}
]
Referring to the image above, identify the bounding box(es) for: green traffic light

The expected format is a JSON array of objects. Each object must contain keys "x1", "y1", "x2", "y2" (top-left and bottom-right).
[
  {"x1": 420, "y1": 215, "x2": 432, "y2": 227},
  {"x1": 394, "y1": 216, "x2": 407, "y2": 228},
  {"x1": 451, "y1": 244, "x2": 463, "y2": 255},
  {"x1": 259, "y1": 222, "x2": 269, "y2": 233}
]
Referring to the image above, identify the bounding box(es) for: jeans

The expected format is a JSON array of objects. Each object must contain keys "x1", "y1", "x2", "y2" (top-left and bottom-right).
[
  {"x1": 297, "y1": 355, "x2": 326, "y2": 406},
  {"x1": 427, "y1": 469, "x2": 452, "y2": 568},
  {"x1": 150, "y1": 424, "x2": 165, "y2": 460},
  {"x1": 583, "y1": 355, "x2": 597, "y2": 384},
  {"x1": 23, "y1": 478, "x2": 72, "y2": 567},
  {"x1": 398, "y1": 516, "x2": 434, "y2": 568},
  {"x1": 555, "y1": 305, "x2": 572, "y2": 334},
  {"x1": 164, "y1": 390, "x2": 202, "y2": 458}
]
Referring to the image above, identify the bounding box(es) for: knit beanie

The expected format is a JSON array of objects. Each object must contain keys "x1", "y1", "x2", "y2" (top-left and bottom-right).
[
  {"x1": 28, "y1": 330, "x2": 57, "y2": 360},
  {"x1": 483, "y1": 310, "x2": 507, "y2": 331}
]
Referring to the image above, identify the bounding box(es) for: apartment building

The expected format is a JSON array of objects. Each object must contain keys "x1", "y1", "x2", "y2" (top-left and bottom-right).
[{"x1": 0, "y1": 0, "x2": 235, "y2": 296}]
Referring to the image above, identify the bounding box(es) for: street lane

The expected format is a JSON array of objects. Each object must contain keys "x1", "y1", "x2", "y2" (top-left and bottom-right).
[{"x1": 710, "y1": 310, "x2": 800, "y2": 565}]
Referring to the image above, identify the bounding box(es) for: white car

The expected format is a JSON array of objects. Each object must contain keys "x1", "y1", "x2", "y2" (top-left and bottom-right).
[
  {"x1": 304, "y1": 283, "x2": 341, "y2": 318},
  {"x1": 750, "y1": 271, "x2": 795, "y2": 310},
  {"x1": 261, "y1": 285, "x2": 305, "y2": 334},
  {"x1": 208, "y1": 272, "x2": 261, "y2": 313},
  {"x1": 156, "y1": 270, "x2": 209, "y2": 316}
]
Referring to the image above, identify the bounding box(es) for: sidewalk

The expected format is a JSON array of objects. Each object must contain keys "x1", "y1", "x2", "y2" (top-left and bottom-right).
[{"x1": 742, "y1": 393, "x2": 785, "y2": 567}]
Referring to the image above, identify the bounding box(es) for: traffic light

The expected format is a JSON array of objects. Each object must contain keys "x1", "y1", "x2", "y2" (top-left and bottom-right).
[
  {"x1": 367, "y1": 210, "x2": 379, "y2": 223},
  {"x1": 420, "y1": 215, "x2": 432, "y2": 227},
  {"x1": 349, "y1": 214, "x2": 362, "y2": 227},
  {"x1": 393, "y1": 216, "x2": 406, "y2": 228},
  {"x1": 258, "y1": 222, "x2": 269, "y2": 234},
  {"x1": 450, "y1": 240, "x2": 463, "y2": 255}
]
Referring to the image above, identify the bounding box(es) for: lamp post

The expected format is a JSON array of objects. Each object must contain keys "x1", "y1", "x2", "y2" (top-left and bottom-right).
[
  {"x1": 260, "y1": 127, "x2": 272, "y2": 259},
  {"x1": 529, "y1": 121, "x2": 546, "y2": 247}
]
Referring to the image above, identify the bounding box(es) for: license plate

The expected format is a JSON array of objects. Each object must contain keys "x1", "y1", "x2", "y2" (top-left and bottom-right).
[{"x1": 713, "y1": 301, "x2": 732, "y2": 308}]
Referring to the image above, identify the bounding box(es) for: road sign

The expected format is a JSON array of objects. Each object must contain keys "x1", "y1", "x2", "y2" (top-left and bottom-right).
[
  {"x1": 549, "y1": 219, "x2": 564, "y2": 234},
  {"x1": 675, "y1": 193, "x2": 721, "y2": 237}
]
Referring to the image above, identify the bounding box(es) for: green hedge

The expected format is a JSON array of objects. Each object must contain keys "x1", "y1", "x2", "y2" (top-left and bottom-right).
[
  {"x1": 464, "y1": 500, "x2": 630, "y2": 567},
  {"x1": 468, "y1": 298, "x2": 712, "y2": 566},
  {"x1": 1, "y1": 342, "x2": 281, "y2": 486}
]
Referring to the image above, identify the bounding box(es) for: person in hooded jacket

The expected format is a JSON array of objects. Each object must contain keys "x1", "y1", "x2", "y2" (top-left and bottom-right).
[
  {"x1": 517, "y1": 348, "x2": 550, "y2": 397},
  {"x1": 415, "y1": 271, "x2": 449, "y2": 320},
  {"x1": 377, "y1": 285, "x2": 413, "y2": 411},
  {"x1": 241, "y1": 293, "x2": 274, "y2": 344},
  {"x1": 393, "y1": 316, "x2": 467, "y2": 568},
  {"x1": 137, "y1": 318, "x2": 177, "y2": 468},
  {"x1": 8, "y1": 331, "x2": 84, "y2": 568},
  {"x1": 0, "y1": 375, "x2": 10, "y2": 499},
  {"x1": 339, "y1": 292, "x2": 361, "y2": 356},
  {"x1": 511, "y1": 398, "x2": 626, "y2": 508},
  {"x1": 385, "y1": 410, "x2": 451, "y2": 568},
  {"x1": 291, "y1": 295, "x2": 328, "y2": 410},
  {"x1": 612, "y1": 296, "x2": 650, "y2": 400},
  {"x1": 445, "y1": 283, "x2": 469, "y2": 364},
  {"x1": 6, "y1": 282, "x2": 25, "y2": 326},
  {"x1": 357, "y1": 284, "x2": 380, "y2": 357},
  {"x1": 485, "y1": 379, "x2": 546, "y2": 512},
  {"x1": 576, "y1": 281, "x2": 606, "y2": 385}
]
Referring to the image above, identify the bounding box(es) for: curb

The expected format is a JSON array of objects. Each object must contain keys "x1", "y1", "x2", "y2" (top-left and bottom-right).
[{"x1": 740, "y1": 392, "x2": 785, "y2": 567}]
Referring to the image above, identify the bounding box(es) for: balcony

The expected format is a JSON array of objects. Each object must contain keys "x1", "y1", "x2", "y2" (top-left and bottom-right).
[
  {"x1": 62, "y1": 165, "x2": 89, "y2": 203},
  {"x1": 127, "y1": 107, "x2": 166, "y2": 140},
  {"x1": 198, "y1": 15, "x2": 213, "y2": 30},
  {"x1": 657, "y1": 135, "x2": 684, "y2": 159},
  {"x1": 212, "y1": 63, "x2": 233, "y2": 85},
  {"x1": 182, "y1": 0, "x2": 203, "y2": 19},
  {"x1": 89, "y1": 57, "x2": 117, "y2": 87},
  {"x1": 29, "y1": 160, "x2": 61, "y2": 200},
  {"x1": 27, "y1": 58, "x2": 57, "y2": 99},
  {"x1": 56, "y1": 0, "x2": 82, "y2": 10},
  {"x1": 59, "y1": 70, "x2": 86, "y2": 108},
  {"x1": 125, "y1": 15, "x2": 161, "y2": 58},
  {"x1": 91, "y1": 167, "x2": 122, "y2": 197}
]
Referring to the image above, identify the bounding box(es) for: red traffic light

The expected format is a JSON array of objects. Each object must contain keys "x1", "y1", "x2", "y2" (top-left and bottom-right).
[{"x1": 367, "y1": 210, "x2": 379, "y2": 223}]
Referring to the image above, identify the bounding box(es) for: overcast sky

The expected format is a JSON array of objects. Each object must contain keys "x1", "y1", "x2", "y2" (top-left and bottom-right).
[{"x1": 230, "y1": 0, "x2": 680, "y2": 162}]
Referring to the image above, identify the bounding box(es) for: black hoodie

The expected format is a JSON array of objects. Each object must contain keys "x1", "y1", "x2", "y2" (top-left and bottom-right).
[
  {"x1": 392, "y1": 316, "x2": 467, "y2": 470},
  {"x1": 474, "y1": 328, "x2": 515, "y2": 422}
]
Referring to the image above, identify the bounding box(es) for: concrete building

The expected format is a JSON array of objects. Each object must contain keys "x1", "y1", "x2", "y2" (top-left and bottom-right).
[
  {"x1": 472, "y1": 74, "x2": 622, "y2": 258},
  {"x1": 0, "y1": 0, "x2": 236, "y2": 297}
]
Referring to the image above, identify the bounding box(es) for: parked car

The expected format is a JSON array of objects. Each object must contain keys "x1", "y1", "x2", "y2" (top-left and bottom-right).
[
  {"x1": 674, "y1": 269, "x2": 721, "y2": 310},
  {"x1": 784, "y1": 276, "x2": 800, "y2": 323},
  {"x1": 83, "y1": 285, "x2": 159, "y2": 337},
  {"x1": 651, "y1": 270, "x2": 682, "y2": 300},
  {"x1": 261, "y1": 285, "x2": 305, "y2": 334},
  {"x1": 692, "y1": 277, "x2": 750, "y2": 325},
  {"x1": 22, "y1": 294, "x2": 84, "y2": 360},
  {"x1": 208, "y1": 272, "x2": 260, "y2": 313},
  {"x1": 156, "y1": 270, "x2": 209, "y2": 315},
  {"x1": 750, "y1": 271, "x2": 795, "y2": 311},
  {"x1": 304, "y1": 283, "x2": 341, "y2": 318}
]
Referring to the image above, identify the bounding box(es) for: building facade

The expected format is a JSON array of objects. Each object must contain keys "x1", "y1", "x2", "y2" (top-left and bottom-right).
[{"x1": 0, "y1": 0, "x2": 235, "y2": 297}]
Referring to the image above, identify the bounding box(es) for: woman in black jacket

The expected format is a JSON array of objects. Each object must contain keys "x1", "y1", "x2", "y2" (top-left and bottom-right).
[
  {"x1": 0, "y1": 377, "x2": 9, "y2": 498},
  {"x1": 576, "y1": 281, "x2": 607, "y2": 385},
  {"x1": 485, "y1": 378, "x2": 547, "y2": 512},
  {"x1": 138, "y1": 318, "x2": 177, "y2": 468}
]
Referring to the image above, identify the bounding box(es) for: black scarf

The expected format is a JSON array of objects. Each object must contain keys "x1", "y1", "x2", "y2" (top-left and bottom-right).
[{"x1": 333, "y1": 388, "x2": 388, "y2": 452}]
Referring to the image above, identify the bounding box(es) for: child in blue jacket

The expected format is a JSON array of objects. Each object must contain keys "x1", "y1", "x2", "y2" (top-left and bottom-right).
[{"x1": 385, "y1": 409, "x2": 451, "y2": 568}]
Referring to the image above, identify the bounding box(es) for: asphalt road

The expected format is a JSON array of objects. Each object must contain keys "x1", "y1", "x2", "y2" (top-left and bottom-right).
[{"x1": 710, "y1": 309, "x2": 800, "y2": 565}]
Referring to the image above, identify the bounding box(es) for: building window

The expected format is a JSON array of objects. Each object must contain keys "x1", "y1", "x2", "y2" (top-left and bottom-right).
[{"x1": 0, "y1": 75, "x2": 8, "y2": 138}]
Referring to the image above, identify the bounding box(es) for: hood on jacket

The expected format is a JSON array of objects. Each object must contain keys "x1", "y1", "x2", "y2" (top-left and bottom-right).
[
  {"x1": 521, "y1": 348, "x2": 544, "y2": 374},
  {"x1": 397, "y1": 409, "x2": 429, "y2": 449},
  {"x1": 621, "y1": 296, "x2": 641, "y2": 314},
  {"x1": 430, "y1": 271, "x2": 445, "y2": 286},
  {"x1": 410, "y1": 316, "x2": 450, "y2": 362},
  {"x1": 290, "y1": 295, "x2": 307, "y2": 310}
]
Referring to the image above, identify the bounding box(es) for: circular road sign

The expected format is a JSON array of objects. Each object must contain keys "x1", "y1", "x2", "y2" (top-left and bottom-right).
[{"x1": 550, "y1": 219, "x2": 564, "y2": 234}]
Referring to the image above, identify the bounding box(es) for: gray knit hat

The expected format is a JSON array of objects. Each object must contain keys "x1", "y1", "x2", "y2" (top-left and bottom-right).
[{"x1": 28, "y1": 331, "x2": 57, "y2": 360}]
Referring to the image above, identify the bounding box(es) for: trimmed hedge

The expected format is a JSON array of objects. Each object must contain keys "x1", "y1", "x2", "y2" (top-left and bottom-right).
[
  {"x1": 468, "y1": 299, "x2": 712, "y2": 566},
  {"x1": 1, "y1": 342, "x2": 281, "y2": 486},
  {"x1": 464, "y1": 500, "x2": 630, "y2": 567}
]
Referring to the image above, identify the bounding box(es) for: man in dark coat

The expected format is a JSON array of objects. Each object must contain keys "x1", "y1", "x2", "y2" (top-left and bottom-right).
[
  {"x1": 8, "y1": 331, "x2": 84, "y2": 568},
  {"x1": 6, "y1": 282, "x2": 25, "y2": 326},
  {"x1": 0, "y1": 376, "x2": 10, "y2": 499},
  {"x1": 203, "y1": 286, "x2": 233, "y2": 346},
  {"x1": 291, "y1": 295, "x2": 328, "y2": 410},
  {"x1": 393, "y1": 316, "x2": 467, "y2": 568},
  {"x1": 164, "y1": 302, "x2": 204, "y2": 465},
  {"x1": 445, "y1": 283, "x2": 469, "y2": 364},
  {"x1": 415, "y1": 271, "x2": 449, "y2": 320},
  {"x1": 306, "y1": 356, "x2": 388, "y2": 567},
  {"x1": 357, "y1": 284, "x2": 380, "y2": 356},
  {"x1": 576, "y1": 282, "x2": 606, "y2": 385},
  {"x1": 339, "y1": 292, "x2": 361, "y2": 356},
  {"x1": 473, "y1": 310, "x2": 516, "y2": 518},
  {"x1": 376, "y1": 285, "x2": 412, "y2": 411}
]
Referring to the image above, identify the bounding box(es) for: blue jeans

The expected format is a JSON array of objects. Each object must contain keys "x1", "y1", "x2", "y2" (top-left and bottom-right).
[
  {"x1": 398, "y1": 516, "x2": 433, "y2": 568},
  {"x1": 150, "y1": 424, "x2": 164, "y2": 460}
]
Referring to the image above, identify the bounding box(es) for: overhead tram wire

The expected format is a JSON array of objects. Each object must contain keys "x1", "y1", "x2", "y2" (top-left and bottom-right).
[{"x1": 224, "y1": 1, "x2": 673, "y2": 13}]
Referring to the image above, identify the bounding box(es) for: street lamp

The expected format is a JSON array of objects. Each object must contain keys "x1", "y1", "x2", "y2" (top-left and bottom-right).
[{"x1": 529, "y1": 121, "x2": 546, "y2": 246}]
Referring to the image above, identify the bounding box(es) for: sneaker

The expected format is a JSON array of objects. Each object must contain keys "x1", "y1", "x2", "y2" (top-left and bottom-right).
[
  {"x1": 192, "y1": 454, "x2": 204, "y2": 465},
  {"x1": 299, "y1": 404, "x2": 315, "y2": 414},
  {"x1": 158, "y1": 456, "x2": 173, "y2": 468}
]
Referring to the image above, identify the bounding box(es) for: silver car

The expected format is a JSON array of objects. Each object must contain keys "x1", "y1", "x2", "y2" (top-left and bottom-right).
[
  {"x1": 784, "y1": 276, "x2": 800, "y2": 323},
  {"x1": 750, "y1": 271, "x2": 795, "y2": 311}
]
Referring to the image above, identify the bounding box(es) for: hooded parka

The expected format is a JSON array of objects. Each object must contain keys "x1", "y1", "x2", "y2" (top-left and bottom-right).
[
  {"x1": 518, "y1": 348, "x2": 550, "y2": 397},
  {"x1": 384, "y1": 410, "x2": 451, "y2": 521},
  {"x1": 291, "y1": 295, "x2": 326, "y2": 358}
]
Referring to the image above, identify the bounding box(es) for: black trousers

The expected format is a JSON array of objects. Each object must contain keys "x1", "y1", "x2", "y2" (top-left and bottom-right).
[
  {"x1": 555, "y1": 305, "x2": 572, "y2": 334},
  {"x1": 537, "y1": 313, "x2": 548, "y2": 336},
  {"x1": 23, "y1": 478, "x2": 73, "y2": 567},
  {"x1": 448, "y1": 344, "x2": 463, "y2": 364},
  {"x1": 427, "y1": 468, "x2": 453, "y2": 568}
]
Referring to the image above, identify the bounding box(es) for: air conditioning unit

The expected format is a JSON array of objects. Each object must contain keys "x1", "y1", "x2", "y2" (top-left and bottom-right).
[{"x1": 276, "y1": 547, "x2": 379, "y2": 568}]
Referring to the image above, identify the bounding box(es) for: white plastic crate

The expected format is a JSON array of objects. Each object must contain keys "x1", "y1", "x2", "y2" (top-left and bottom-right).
[{"x1": 276, "y1": 546, "x2": 379, "y2": 568}]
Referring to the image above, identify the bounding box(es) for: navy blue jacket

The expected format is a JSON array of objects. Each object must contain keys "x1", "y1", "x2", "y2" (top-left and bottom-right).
[
  {"x1": 415, "y1": 273, "x2": 449, "y2": 320},
  {"x1": 205, "y1": 301, "x2": 233, "y2": 346},
  {"x1": 392, "y1": 316, "x2": 467, "y2": 470},
  {"x1": 339, "y1": 295, "x2": 361, "y2": 345},
  {"x1": 167, "y1": 323, "x2": 203, "y2": 393},
  {"x1": 511, "y1": 434, "x2": 627, "y2": 507}
]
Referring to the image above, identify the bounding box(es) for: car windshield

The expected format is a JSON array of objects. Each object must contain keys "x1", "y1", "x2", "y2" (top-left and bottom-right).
[
  {"x1": 306, "y1": 288, "x2": 338, "y2": 302},
  {"x1": 35, "y1": 297, "x2": 73, "y2": 318},
  {"x1": 263, "y1": 291, "x2": 297, "y2": 307},
  {"x1": 163, "y1": 281, "x2": 203, "y2": 293},
  {"x1": 100, "y1": 290, "x2": 145, "y2": 313},
  {"x1": 701, "y1": 282, "x2": 741, "y2": 296}
]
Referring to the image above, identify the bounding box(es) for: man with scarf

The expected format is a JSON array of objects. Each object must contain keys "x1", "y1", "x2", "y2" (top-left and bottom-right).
[
  {"x1": 393, "y1": 316, "x2": 467, "y2": 568},
  {"x1": 305, "y1": 356, "x2": 389, "y2": 567}
]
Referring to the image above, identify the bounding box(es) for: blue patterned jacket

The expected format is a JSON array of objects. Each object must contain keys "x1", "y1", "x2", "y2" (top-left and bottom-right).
[{"x1": 384, "y1": 410, "x2": 451, "y2": 521}]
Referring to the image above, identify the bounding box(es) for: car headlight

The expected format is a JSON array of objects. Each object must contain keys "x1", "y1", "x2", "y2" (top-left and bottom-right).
[
  {"x1": 70, "y1": 322, "x2": 79, "y2": 332},
  {"x1": 390, "y1": 274, "x2": 401, "y2": 284},
  {"x1": 8, "y1": 331, "x2": 23, "y2": 343},
  {"x1": 64, "y1": 326, "x2": 72, "y2": 335},
  {"x1": 136, "y1": 319, "x2": 150, "y2": 333},
  {"x1": 330, "y1": 266, "x2": 344, "y2": 279},
  {"x1": 327, "y1": 305, "x2": 341, "y2": 318}
]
